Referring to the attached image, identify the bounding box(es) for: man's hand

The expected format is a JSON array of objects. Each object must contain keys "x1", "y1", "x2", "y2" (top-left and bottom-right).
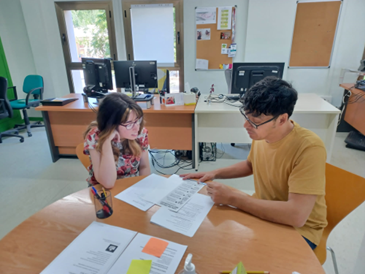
[
  {"x1": 205, "y1": 181, "x2": 248, "y2": 205},
  {"x1": 180, "y1": 171, "x2": 216, "y2": 183}
]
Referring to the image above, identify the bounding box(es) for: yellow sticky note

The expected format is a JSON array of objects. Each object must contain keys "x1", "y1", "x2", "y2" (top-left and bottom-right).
[
  {"x1": 142, "y1": 237, "x2": 169, "y2": 258},
  {"x1": 126, "y1": 259, "x2": 152, "y2": 274}
]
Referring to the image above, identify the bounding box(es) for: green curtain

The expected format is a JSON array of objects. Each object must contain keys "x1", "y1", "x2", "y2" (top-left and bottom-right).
[{"x1": 0, "y1": 37, "x2": 23, "y2": 132}]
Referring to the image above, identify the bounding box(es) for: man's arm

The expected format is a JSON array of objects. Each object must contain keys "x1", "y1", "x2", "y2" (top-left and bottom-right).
[
  {"x1": 206, "y1": 181, "x2": 317, "y2": 227},
  {"x1": 180, "y1": 160, "x2": 253, "y2": 182}
]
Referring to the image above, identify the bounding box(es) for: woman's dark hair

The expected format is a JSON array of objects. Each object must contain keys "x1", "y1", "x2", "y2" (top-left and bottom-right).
[
  {"x1": 84, "y1": 93, "x2": 144, "y2": 160},
  {"x1": 240, "y1": 76, "x2": 298, "y2": 118}
]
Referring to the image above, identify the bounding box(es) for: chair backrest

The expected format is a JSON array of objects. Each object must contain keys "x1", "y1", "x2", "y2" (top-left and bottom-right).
[
  {"x1": 23, "y1": 75, "x2": 43, "y2": 95},
  {"x1": 315, "y1": 163, "x2": 365, "y2": 263},
  {"x1": 0, "y1": 76, "x2": 13, "y2": 118},
  {"x1": 76, "y1": 142, "x2": 91, "y2": 170}
]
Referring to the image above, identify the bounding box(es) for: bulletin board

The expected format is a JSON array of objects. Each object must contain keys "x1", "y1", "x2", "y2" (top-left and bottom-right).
[
  {"x1": 289, "y1": 1, "x2": 342, "y2": 67},
  {"x1": 195, "y1": 6, "x2": 236, "y2": 70}
]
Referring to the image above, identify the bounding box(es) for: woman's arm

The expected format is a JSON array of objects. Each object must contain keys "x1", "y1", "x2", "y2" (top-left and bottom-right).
[
  {"x1": 139, "y1": 149, "x2": 151, "y2": 176},
  {"x1": 89, "y1": 132, "x2": 119, "y2": 189}
]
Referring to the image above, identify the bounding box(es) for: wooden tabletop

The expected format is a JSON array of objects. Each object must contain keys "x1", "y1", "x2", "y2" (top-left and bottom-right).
[
  {"x1": 0, "y1": 176, "x2": 325, "y2": 274},
  {"x1": 35, "y1": 93, "x2": 195, "y2": 114}
]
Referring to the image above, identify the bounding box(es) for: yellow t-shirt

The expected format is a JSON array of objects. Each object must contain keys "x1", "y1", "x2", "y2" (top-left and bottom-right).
[{"x1": 247, "y1": 121, "x2": 327, "y2": 245}]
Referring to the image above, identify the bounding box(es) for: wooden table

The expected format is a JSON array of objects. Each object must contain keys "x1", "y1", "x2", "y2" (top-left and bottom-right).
[
  {"x1": 0, "y1": 176, "x2": 325, "y2": 274},
  {"x1": 35, "y1": 94, "x2": 196, "y2": 165},
  {"x1": 340, "y1": 83, "x2": 365, "y2": 135}
]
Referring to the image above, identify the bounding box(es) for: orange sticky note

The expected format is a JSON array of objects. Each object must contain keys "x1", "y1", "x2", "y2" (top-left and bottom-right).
[{"x1": 142, "y1": 237, "x2": 169, "y2": 258}]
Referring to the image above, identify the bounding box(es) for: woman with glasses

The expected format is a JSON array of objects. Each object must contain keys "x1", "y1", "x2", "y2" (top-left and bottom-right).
[{"x1": 83, "y1": 93, "x2": 150, "y2": 188}]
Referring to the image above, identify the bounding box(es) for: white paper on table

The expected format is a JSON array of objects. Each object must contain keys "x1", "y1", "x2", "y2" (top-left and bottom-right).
[
  {"x1": 142, "y1": 174, "x2": 182, "y2": 204},
  {"x1": 108, "y1": 233, "x2": 187, "y2": 274},
  {"x1": 217, "y1": 6, "x2": 232, "y2": 30},
  {"x1": 143, "y1": 174, "x2": 204, "y2": 212},
  {"x1": 114, "y1": 174, "x2": 167, "y2": 211},
  {"x1": 151, "y1": 193, "x2": 214, "y2": 237},
  {"x1": 41, "y1": 222, "x2": 137, "y2": 274},
  {"x1": 196, "y1": 59, "x2": 209, "y2": 70},
  {"x1": 195, "y1": 7, "x2": 216, "y2": 24}
]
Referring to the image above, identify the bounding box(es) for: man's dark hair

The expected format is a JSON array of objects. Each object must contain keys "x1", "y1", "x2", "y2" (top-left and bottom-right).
[{"x1": 240, "y1": 76, "x2": 298, "y2": 118}]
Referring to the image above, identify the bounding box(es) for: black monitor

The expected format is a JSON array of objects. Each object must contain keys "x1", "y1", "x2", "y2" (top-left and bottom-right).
[
  {"x1": 81, "y1": 57, "x2": 113, "y2": 93},
  {"x1": 113, "y1": 61, "x2": 158, "y2": 92},
  {"x1": 231, "y1": 62, "x2": 285, "y2": 95}
]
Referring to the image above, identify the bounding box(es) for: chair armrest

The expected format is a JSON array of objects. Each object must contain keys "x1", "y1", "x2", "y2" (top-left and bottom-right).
[
  {"x1": 25, "y1": 87, "x2": 43, "y2": 106},
  {"x1": 0, "y1": 99, "x2": 6, "y2": 114},
  {"x1": 7, "y1": 86, "x2": 18, "y2": 101}
]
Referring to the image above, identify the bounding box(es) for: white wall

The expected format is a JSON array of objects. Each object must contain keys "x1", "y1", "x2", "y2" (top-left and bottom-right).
[
  {"x1": 184, "y1": 0, "x2": 249, "y2": 94},
  {"x1": 245, "y1": 0, "x2": 365, "y2": 107},
  {"x1": 0, "y1": 0, "x2": 36, "y2": 96}
]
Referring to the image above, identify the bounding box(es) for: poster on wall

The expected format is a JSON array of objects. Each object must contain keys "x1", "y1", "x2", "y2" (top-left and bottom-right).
[
  {"x1": 196, "y1": 28, "x2": 211, "y2": 40},
  {"x1": 195, "y1": 7, "x2": 216, "y2": 24},
  {"x1": 217, "y1": 6, "x2": 232, "y2": 30}
]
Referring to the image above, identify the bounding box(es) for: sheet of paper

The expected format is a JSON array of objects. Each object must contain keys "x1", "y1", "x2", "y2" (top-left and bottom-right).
[
  {"x1": 41, "y1": 222, "x2": 137, "y2": 274},
  {"x1": 196, "y1": 59, "x2": 209, "y2": 70},
  {"x1": 218, "y1": 6, "x2": 232, "y2": 30},
  {"x1": 221, "y1": 43, "x2": 228, "y2": 54},
  {"x1": 126, "y1": 260, "x2": 152, "y2": 274},
  {"x1": 142, "y1": 174, "x2": 185, "y2": 204},
  {"x1": 115, "y1": 174, "x2": 167, "y2": 211},
  {"x1": 108, "y1": 233, "x2": 187, "y2": 274},
  {"x1": 195, "y1": 7, "x2": 216, "y2": 24},
  {"x1": 142, "y1": 237, "x2": 169, "y2": 257},
  {"x1": 151, "y1": 193, "x2": 214, "y2": 237},
  {"x1": 196, "y1": 28, "x2": 211, "y2": 40}
]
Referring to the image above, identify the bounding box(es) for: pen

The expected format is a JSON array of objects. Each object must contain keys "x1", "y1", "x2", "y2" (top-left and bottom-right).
[
  {"x1": 91, "y1": 187, "x2": 113, "y2": 215},
  {"x1": 219, "y1": 270, "x2": 270, "y2": 274},
  {"x1": 102, "y1": 187, "x2": 107, "y2": 198}
]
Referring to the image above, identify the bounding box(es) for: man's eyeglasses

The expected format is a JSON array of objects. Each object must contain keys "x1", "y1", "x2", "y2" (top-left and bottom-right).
[
  {"x1": 120, "y1": 117, "x2": 143, "y2": 130},
  {"x1": 239, "y1": 107, "x2": 277, "y2": 129}
]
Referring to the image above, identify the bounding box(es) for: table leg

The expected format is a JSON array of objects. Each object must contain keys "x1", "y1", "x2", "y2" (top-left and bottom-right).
[{"x1": 42, "y1": 111, "x2": 59, "y2": 162}]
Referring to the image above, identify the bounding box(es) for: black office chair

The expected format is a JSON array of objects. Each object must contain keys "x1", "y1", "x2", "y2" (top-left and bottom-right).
[{"x1": 0, "y1": 77, "x2": 24, "y2": 143}]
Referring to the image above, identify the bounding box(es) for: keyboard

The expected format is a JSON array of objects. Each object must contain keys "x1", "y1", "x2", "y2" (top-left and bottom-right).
[{"x1": 345, "y1": 131, "x2": 365, "y2": 151}]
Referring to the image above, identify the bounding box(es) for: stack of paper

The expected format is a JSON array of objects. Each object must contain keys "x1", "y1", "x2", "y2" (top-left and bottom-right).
[{"x1": 41, "y1": 222, "x2": 187, "y2": 274}]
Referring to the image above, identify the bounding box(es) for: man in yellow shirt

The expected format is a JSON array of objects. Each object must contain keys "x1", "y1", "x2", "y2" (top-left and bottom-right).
[{"x1": 181, "y1": 76, "x2": 327, "y2": 249}]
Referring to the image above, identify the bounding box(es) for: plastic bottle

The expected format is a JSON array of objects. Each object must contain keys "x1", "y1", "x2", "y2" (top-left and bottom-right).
[{"x1": 178, "y1": 253, "x2": 199, "y2": 274}]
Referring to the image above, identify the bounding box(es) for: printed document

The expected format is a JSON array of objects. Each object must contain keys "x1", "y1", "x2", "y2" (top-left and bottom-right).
[
  {"x1": 115, "y1": 174, "x2": 167, "y2": 211},
  {"x1": 41, "y1": 222, "x2": 137, "y2": 274},
  {"x1": 108, "y1": 233, "x2": 187, "y2": 274},
  {"x1": 142, "y1": 174, "x2": 204, "y2": 212},
  {"x1": 151, "y1": 193, "x2": 214, "y2": 237}
]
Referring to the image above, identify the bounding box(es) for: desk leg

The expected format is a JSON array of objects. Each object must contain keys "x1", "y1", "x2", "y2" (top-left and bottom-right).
[
  {"x1": 194, "y1": 113, "x2": 199, "y2": 171},
  {"x1": 192, "y1": 114, "x2": 195, "y2": 169},
  {"x1": 326, "y1": 113, "x2": 339, "y2": 162},
  {"x1": 42, "y1": 111, "x2": 59, "y2": 162}
]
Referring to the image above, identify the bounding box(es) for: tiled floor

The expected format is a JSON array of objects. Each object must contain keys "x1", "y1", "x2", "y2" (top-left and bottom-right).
[{"x1": 0, "y1": 128, "x2": 364, "y2": 274}]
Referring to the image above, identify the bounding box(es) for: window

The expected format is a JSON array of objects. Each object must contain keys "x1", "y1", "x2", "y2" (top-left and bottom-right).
[
  {"x1": 122, "y1": 0, "x2": 183, "y2": 92},
  {"x1": 55, "y1": 1, "x2": 118, "y2": 93}
]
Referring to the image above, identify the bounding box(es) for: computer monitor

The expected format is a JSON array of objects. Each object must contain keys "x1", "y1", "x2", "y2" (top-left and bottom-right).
[
  {"x1": 231, "y1": 62, "x2": 285, "y2": 95},
  {"x1": 81, "y1": 57, "x2": 113, "y2": 93},
  {"x1": 113, "y1": 61, "x2": 158, "y2": 93}
]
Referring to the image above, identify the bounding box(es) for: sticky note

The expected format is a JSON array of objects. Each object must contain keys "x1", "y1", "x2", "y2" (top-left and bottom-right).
[
  {"x1": 142, "y1": 237, "x2": 169, "y2": 258},
  {"x1": 126, "y1": 259, "x2": 152, "y2": 274}
]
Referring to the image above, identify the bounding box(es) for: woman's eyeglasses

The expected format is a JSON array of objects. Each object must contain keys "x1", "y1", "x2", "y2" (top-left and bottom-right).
[
  {"x1": 239, "y1": 107, "x2": 277, "y2": 129},
  {"x1": 120, "y1": 117, "x2": 143, "y2": 130}
]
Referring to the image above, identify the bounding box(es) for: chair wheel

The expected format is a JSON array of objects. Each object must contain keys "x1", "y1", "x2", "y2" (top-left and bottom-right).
[
  {"x1": 28, "y1": 132, "x2": 32, "y2": 137},
  {"x1": 20, "y1": 139, "x2": 24, "y2": 143}
]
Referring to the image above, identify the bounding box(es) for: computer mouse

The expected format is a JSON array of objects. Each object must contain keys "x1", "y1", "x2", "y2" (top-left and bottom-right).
[{"x1": 218, "y1": 94, "x2": 224, "y2": 99}]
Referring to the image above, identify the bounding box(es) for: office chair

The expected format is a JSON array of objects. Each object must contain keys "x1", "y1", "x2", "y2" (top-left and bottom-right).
[
  {"x1": 0, "y1": 77, "x2": 24, "y2": 143},
  {"x1": 8, "y1": 75, "x2": 44, "y2": 137},
  {"x1": 76, "y1": 142, "x2": 91, "y2": 170},
  {"x1": 314, "y1": 163, "x2": 365, "y2": 274}
]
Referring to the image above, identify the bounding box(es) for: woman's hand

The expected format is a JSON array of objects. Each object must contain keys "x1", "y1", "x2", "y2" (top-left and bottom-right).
[{"x1": 107, "y1": 130, "x2": 120, "y2": 143}]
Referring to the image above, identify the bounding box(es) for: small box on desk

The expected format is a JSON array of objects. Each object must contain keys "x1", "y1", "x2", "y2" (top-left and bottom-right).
[{"x1": 41, "y1": 98, "x2": 78, "y2": 106}]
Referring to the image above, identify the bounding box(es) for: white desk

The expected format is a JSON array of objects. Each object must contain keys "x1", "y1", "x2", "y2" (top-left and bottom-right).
[{"x1": 194, "y1": 93, "x2": 340, "y2": 170}]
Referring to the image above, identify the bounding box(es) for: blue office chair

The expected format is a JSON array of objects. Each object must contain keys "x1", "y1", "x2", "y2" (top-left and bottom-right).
[
  {"x1": 8, "y1": 75, "x2": 44, "y2": 137},
  {"x1": 0, "y1": 77, "x2": 24, "y2": 143}
]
